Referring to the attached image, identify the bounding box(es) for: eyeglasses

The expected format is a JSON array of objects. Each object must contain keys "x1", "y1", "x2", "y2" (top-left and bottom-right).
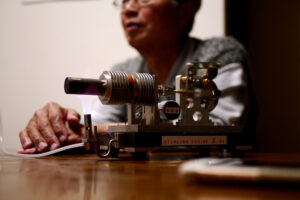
[{"x1": 113, "y1": 0, "x2": 153, "y2": 8}]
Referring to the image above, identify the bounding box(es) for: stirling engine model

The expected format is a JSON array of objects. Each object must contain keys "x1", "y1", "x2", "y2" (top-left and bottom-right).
[{"x1": 64, "y1": 62, "x2": 250, "y2": 158}]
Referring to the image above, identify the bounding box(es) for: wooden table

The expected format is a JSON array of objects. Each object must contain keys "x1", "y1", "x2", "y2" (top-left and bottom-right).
[{"x1": 1, "y1": 152, "x2": 300, "y2": 200}]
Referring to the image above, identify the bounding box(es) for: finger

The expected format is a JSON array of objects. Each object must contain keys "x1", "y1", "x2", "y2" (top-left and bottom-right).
[
  {"x1": 66, "y1": 109, "x2": 81, "y2": 126},
  {"x1": 47, "y1": 102, "x2": 68, "y2": 144},
  {"x1": 35, "y1": 109, "x2": 61, "y2": 151},
  {"x1": 65, "y1": 122, "x2": 83, "y2": 144},
  {"x1": 67, "y1": 134, "x2": 82, "y2": 144},
  {"x1": 18, "y1": 147, "x2": 37, "y2": 154},
  {"x1": 27, "y1": 119, "x2": 48, "y2": 152},
  {"x1": 19, "y1": 129, "x2": 33, "y2": 149}
]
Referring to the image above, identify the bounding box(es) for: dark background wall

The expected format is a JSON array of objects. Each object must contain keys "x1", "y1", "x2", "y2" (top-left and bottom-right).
[{"x1": 226, "y1": 0, "x2": 300, "y2": 152}]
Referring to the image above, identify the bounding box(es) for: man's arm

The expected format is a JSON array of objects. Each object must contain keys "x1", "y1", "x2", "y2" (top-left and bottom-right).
[
  {"x1": 210, "y1": 62, "x2": 248, "y2": 125},
  {"x1": 193, "y1": 37, "x2": 252, "y2": 126}
]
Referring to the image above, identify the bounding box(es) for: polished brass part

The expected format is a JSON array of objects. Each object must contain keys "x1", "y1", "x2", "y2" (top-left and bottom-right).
[{"x1": 180, "y1": 76, "x2": 187, "y2": 83}]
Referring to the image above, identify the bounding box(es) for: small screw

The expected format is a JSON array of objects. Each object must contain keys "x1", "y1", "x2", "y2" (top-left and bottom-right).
[{"x1": 135, "y1": 112, "x2": 141, "y2": 119}]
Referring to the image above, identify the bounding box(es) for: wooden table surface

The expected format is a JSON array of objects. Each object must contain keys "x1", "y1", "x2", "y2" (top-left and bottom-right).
[{"x1": 1, "y1": 151, "x2": 300, "y2": 200}]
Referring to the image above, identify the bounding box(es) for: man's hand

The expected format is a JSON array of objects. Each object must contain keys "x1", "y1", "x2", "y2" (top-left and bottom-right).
[{"x1": 18, "y1": 102, "x2": 84, "y2": 154}]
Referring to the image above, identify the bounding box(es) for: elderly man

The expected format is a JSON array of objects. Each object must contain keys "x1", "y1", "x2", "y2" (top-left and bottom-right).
[{"x1": 19, "y1": 0, "x2": 253, "y2": 154}]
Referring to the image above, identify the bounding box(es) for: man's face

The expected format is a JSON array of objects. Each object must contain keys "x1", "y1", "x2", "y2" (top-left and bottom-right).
[{"x1": 121, "y1": 0, "x2": 182, "y2": 50}]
